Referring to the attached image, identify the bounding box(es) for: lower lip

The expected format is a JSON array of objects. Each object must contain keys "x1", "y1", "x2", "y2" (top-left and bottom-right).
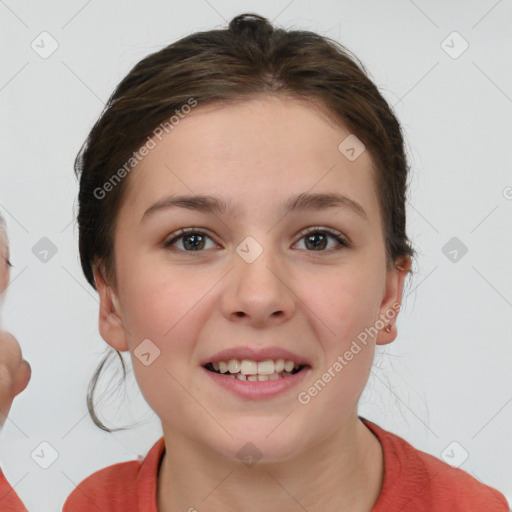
[{"x1": 201, "y1": 366, "x2": 311, "y2": 400}]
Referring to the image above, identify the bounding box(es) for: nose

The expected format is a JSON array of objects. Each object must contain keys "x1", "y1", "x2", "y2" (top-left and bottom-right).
[{"x1": 221, "y1": 246, "x2": 295, "y2": 328}]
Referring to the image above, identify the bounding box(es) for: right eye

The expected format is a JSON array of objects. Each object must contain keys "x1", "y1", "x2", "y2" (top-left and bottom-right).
[{"x1": 163, "y1": 228, "x2": 219, "y2": 253}]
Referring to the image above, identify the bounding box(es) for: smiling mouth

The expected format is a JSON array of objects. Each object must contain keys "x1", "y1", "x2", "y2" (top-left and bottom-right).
[{"x1": 203, "y1": 359, "x2": 309, "y2": 381}]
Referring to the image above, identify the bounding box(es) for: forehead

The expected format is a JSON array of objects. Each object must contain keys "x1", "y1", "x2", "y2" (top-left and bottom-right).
[{"x1": 121, "y1": 96, "x2": 380, "y2": 224}]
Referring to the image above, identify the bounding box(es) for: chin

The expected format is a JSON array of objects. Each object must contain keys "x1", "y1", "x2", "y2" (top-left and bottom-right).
[{"x1": 210, "y1": 419, "x2": 308, "y2": 464}]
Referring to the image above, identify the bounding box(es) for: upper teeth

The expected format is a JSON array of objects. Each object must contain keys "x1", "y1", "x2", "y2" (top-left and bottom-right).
[{"x1": 213, "y1": 359, "x2": 298, "y2": 375}]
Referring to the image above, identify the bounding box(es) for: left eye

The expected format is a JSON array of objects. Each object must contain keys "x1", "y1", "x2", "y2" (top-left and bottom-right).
[
  {"x1": 163, "y1": 227, "x2": 348, "y2": 253},
  {"x1": 294, "y1": 227, "x2": 349, "y2": 252}
]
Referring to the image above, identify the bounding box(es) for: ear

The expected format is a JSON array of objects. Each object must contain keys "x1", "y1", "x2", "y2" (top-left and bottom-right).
[
  {"x1": 375, "y1": 255, "x2": 412, "y2": 346},
  {"x1": 93, "y1": 263, "x2": 129, "y2": 352}
]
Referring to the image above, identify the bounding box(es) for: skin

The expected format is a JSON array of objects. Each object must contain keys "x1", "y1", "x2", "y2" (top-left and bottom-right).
[
  {"x1": 0, "y1": 226, "x2": 31, "y2": 428},
  {"x1": 95, "y1": 95, "x2": 411, "y2": 511},
  {"x1": 0, "y1": 228, "x2": 9, "y2": 292}
]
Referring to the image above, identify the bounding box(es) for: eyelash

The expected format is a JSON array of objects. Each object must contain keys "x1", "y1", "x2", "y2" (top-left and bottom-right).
[{"x1": 163, "y1": 226, "x2": 350, "y2": 254}]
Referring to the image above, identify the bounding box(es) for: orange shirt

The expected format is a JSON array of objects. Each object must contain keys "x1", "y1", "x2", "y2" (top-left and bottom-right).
[
  {"x1": 365, "y1": 418, "x2": 510, "y2": 511},
  {"x1": 0, "y1": 469, "x2": 28, "y2": 511},
  {"x1": 1, "y1": 417, "x2": 509, "y2": 511}
]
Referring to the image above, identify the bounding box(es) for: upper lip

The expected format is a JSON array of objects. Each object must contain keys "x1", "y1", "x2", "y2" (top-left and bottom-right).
[{"x1": 201, "y1": 346, "x2": 310, "y2": 366}]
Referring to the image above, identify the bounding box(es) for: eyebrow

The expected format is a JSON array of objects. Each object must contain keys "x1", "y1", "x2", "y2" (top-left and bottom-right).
[{"x1": 141, "y1": 192, "x2": 368, "y2": 222}]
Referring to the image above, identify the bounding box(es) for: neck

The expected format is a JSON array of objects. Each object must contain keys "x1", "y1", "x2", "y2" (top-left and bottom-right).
[{"x1": 157, "y1": 415, "x2": 384, "y2": 512}]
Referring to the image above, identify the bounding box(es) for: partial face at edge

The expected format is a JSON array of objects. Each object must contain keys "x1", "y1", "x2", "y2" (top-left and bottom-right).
[
  {"x1": 0, "y1": 225, "x2": 9, "y2": 293},
  {"x1": 94, "y1": 95, "x2": 410, "y2": 461}
]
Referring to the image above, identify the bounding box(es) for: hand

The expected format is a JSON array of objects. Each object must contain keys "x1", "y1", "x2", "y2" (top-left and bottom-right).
[
  {"x1": 0, "y1": 222, "x2": 31, "y2": 428},
  {"x1": 0, "y1": 331, "x2": 31, "y2": 428}
]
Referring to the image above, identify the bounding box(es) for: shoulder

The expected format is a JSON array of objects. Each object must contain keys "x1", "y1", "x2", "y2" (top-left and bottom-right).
[
  {"x1": 62, "y1": 436, "x2": 165, "y2": 512},
  {"x1": 361, "y1": 417, "x2": 510, "y2": 512},
  {"x1": 62, "y1": 460, "x2": 140, "y2": 510},
  {"x1": 0, "y1": 468, "x2": 28, "y2": 511},
  {"x1": 404, "y1": 443, "x2": 509, "y2": 510}
]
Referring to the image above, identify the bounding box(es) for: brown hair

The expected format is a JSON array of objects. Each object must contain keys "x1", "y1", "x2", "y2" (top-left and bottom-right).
[{"x1": 76, "y1": 13, "x2": 416, "y2": 431}]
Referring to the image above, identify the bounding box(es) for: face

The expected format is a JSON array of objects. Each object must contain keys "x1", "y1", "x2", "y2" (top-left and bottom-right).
[
  {"x1": 0, "y1": 226, "x2": 9, "y2": 293},
  {"x1": 95, "y1": 95, "x2": 410, "y2": 462}
]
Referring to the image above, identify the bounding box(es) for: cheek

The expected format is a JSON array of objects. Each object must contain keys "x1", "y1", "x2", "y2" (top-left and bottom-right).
[
  {"x1": 116, "y1": 248, "x2": 181, "y2": 336},
  {"x1": 297, "y1": 273, "x2": 378, "y2": 418},
  {"x1": 121, "y1": 273, "x2": 190, "y2": 347},
  {"x1": 119, "y1": 268, "x2": 203, "y2": 423},
  {"x1": 301, "y1": 265, "x2": 383, "y2": 349},
  {"x1": 118, "y1": 258, "x2": 215, "y2": 365}
]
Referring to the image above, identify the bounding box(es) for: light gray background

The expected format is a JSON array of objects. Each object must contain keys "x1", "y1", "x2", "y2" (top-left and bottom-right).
[{"x1": 1, "y1": 0, "x2": 511, "y2": 510}]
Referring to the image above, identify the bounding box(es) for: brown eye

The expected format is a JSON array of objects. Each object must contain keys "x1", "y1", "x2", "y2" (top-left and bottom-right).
[{"x1": 295, "y1": 227, "x2": 349, "y2": 252}]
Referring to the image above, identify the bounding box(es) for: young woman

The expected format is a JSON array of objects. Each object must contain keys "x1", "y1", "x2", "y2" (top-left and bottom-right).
[{"x1": 0, "y1": 13, "x2": 509, "y2": 512}]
